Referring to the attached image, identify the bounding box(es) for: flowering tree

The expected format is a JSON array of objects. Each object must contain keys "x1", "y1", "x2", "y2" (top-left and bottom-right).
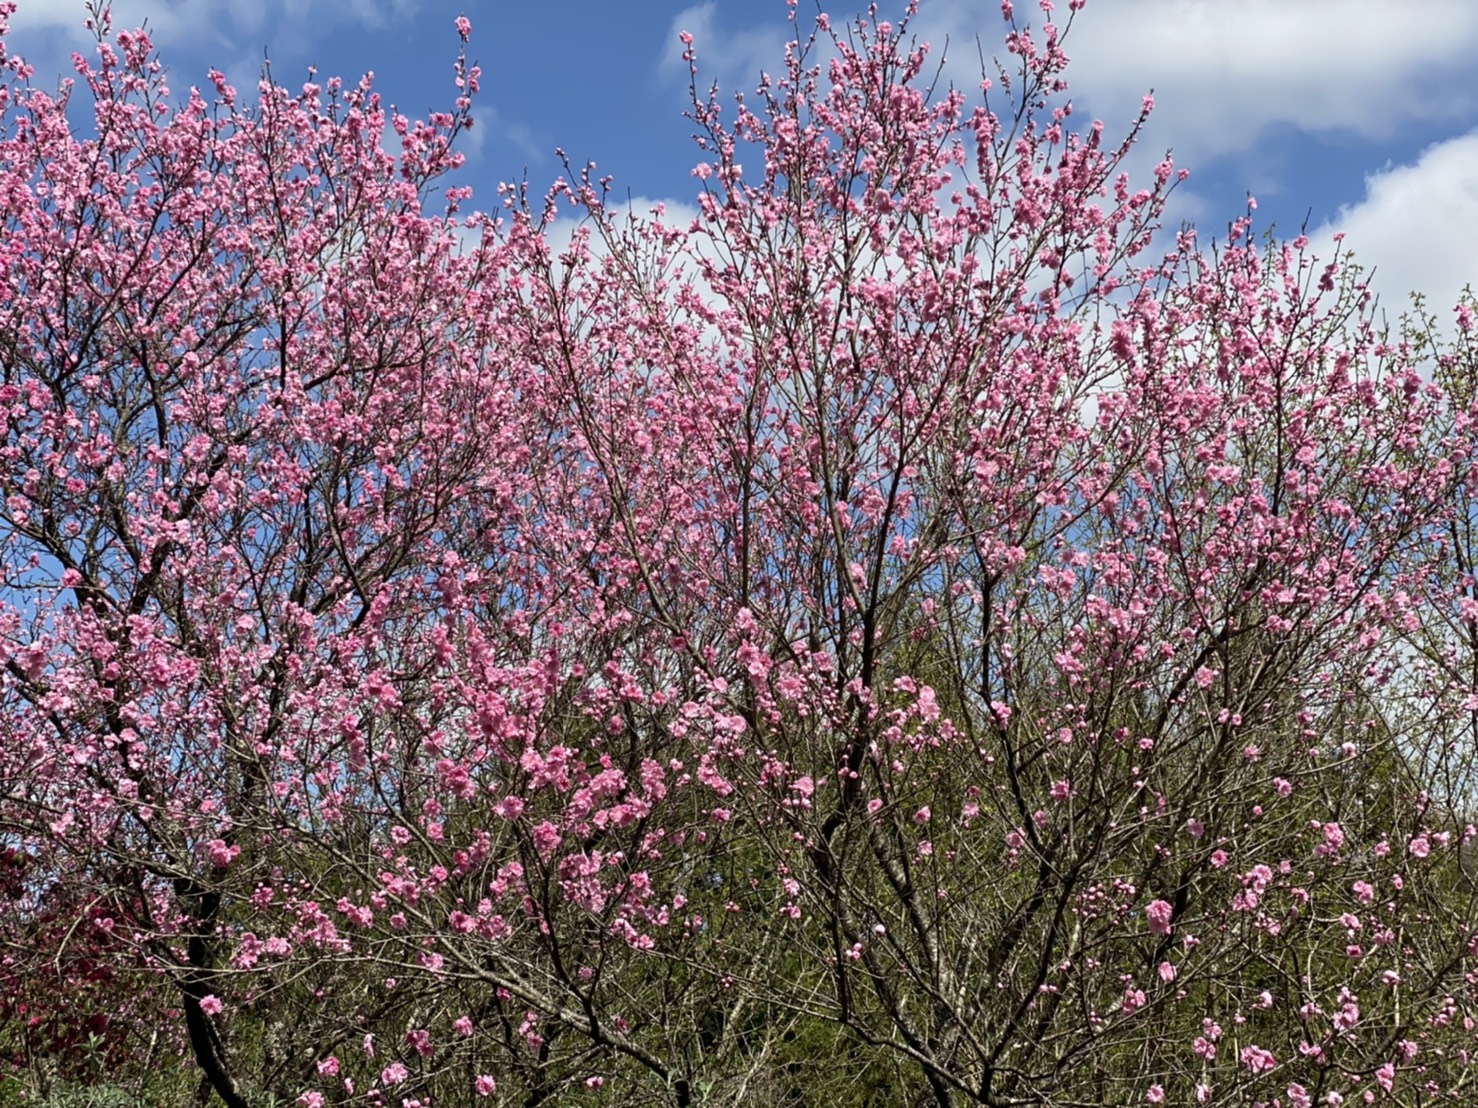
[{"x1": 3, "y1": 1, "x2": 1478, "y2": 1106}]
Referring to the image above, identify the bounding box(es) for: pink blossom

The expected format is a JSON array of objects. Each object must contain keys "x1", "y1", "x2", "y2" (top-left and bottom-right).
[
  {"x1": 1315, "y1": 821, "x2": 1345, "y2": 858},
  {"x1": 1239, "y1": 1044, "x2": 1276, "y2": 1074},
  {"x1": 0, "y1": 7, "x2": 1469, "y2": 1103},
  {"x1": 493, "y1": 796, "x2": 525, "y2": 820},
  {"x1": 206, "y1": 839, "x2": 241, "y2": 868},
  {"x1": 1144, "y1": 899, "x2": 1173, "y2": 937}
]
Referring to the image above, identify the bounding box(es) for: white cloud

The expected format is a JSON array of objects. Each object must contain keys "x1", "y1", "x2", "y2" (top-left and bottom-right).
[
  {"x1": 677, "y1": 0, "x2": 1478, "y2": 325},
  {"x1": 10, "y1": 0, "x2": 198, "y2": 47},
  {"x1": 6, "y1": 0, "x2": 471, "y2": 183},
  {"x1": 915, "y1": 0, "x2": 1478, "y2": 167},
  {"x1": 663, "y1": 2, "x2": 791, "y2": 97},
  {"x1": 1307, "y1": 131, "x2": 1478, "y2": 323},
  {"x1": 7, "y1": 0, "x2": 424, "y2": 84},
  {"x1": 540, "y1": 196, "x2": 704, "y2": 276},
  {"x1": 11, "y1": 0, "x2": 419, "y2": 37}
]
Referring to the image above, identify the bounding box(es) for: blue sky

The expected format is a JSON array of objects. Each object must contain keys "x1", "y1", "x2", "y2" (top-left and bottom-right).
[{"x1": 9, "y1": 0, "x2": 1478, "y2": 327}]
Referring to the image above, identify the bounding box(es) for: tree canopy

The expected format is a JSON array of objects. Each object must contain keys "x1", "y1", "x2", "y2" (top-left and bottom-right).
[{"x1": 3, "y1": 2, "x2": 1478, "y2": 1105}]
